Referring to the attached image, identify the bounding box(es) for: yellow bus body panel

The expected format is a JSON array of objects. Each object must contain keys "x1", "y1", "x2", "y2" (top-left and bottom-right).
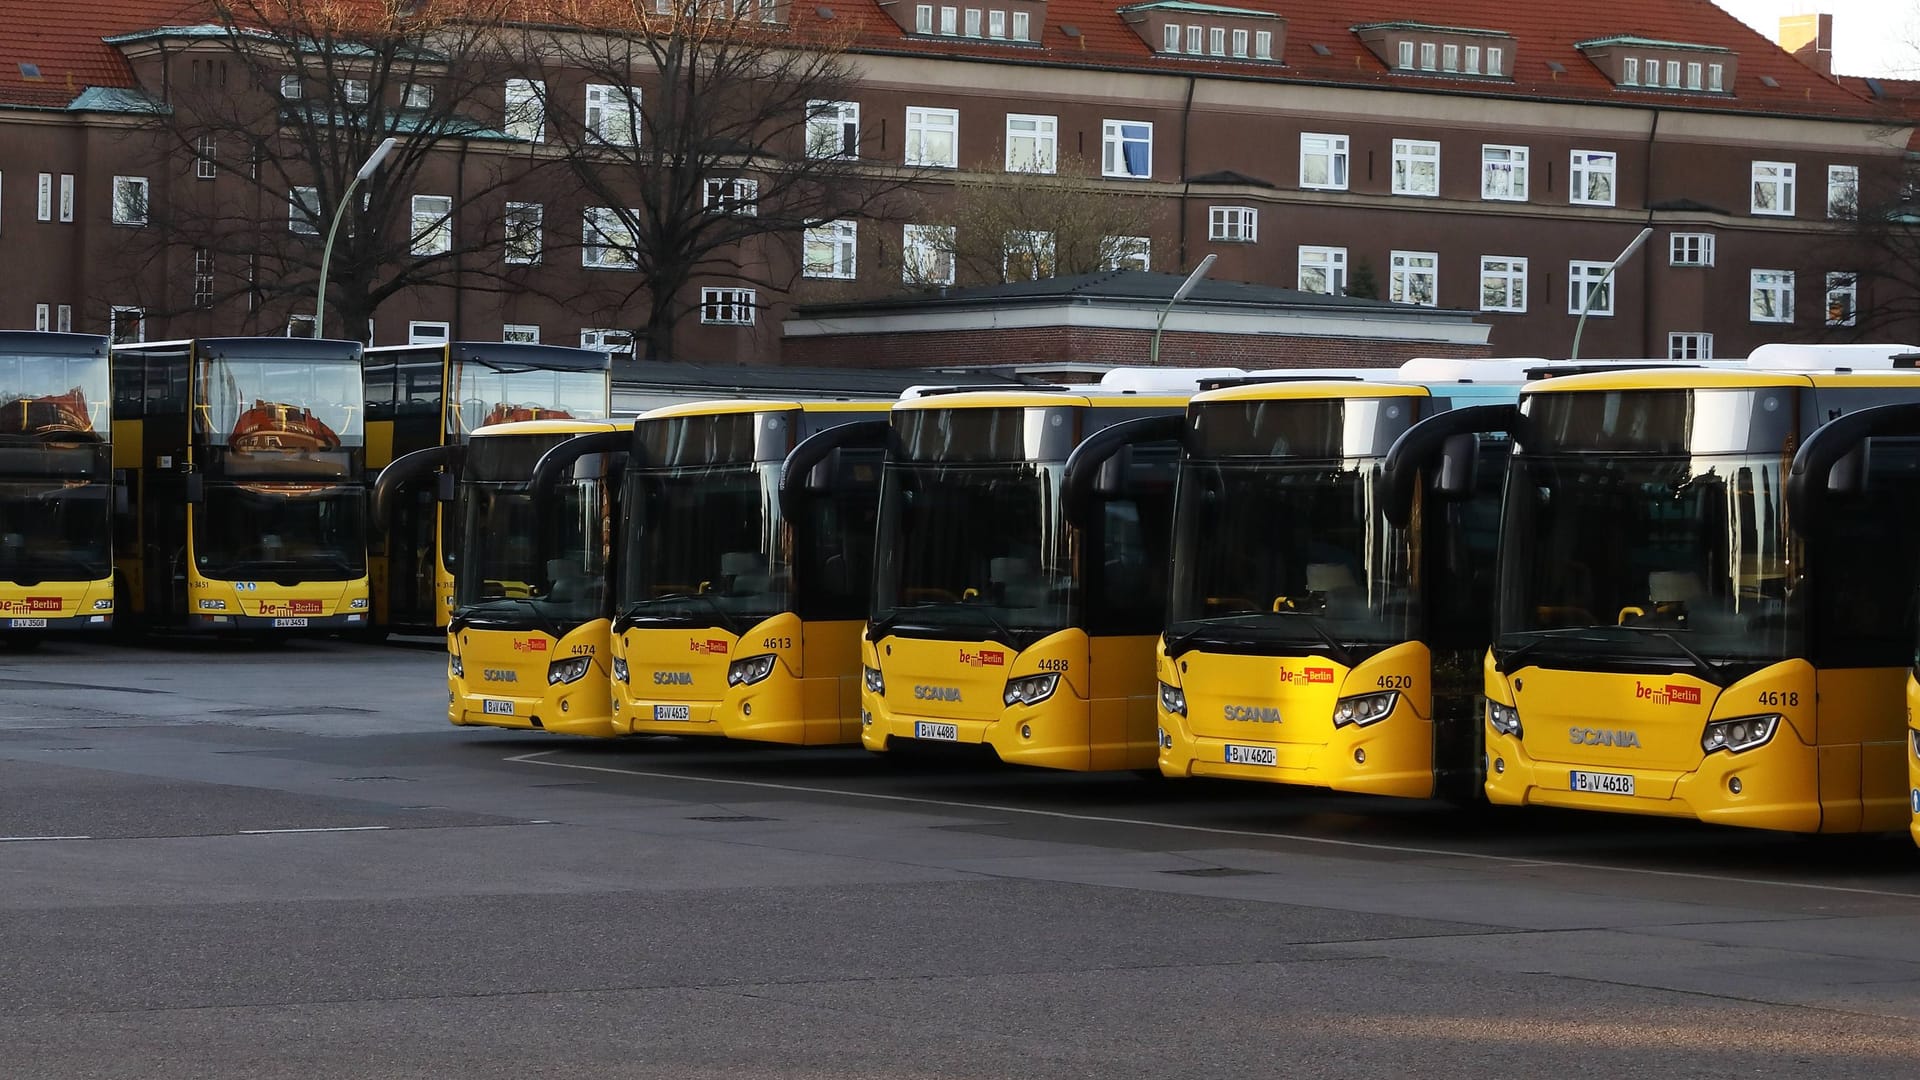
[
  {"x1": 861, "y1": 628, "x2": 1157, "y2": 771},
  {"x1": 449, "y1": 617, "x2": 614, "y2": 737},
  {"x1": 1907, "y1": 673, "x2": 1920, "y2": 847},
  {"x1": 0, "y1": 575, "x2": 115, "y2": 631},
  {"x1": 1158, "y1": 640, "x2": 1435, "y2": 796},
  {"x1": 611, "y1": 613, "x2": 865, "y2": 745},
  {"x1": 184, "y1": 563, "x2": 370, "y2": 632}
]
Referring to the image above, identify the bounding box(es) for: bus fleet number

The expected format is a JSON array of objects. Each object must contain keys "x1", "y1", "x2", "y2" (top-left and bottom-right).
[
  {"x1": 1036, "y1": 659, "x2": 1070, "y2": 672},
  {"x1": 1375, "y1": 675, "x2": 1414, "y2": 689},
  {"x1": 763, "y1": 637, "x2": 794, "y2": 650},
  {"x1": 1757, "y1": 691, "x2": 1799, "y2": 708}
]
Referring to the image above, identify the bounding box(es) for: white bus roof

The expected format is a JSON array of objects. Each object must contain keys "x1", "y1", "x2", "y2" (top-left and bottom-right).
[
  {"x1": 1097, "y1": 366, "x2": 1248, "y2": 392},
  {"x1": 1746, "y1": 343, "x2": 1920, "y2": 370}
]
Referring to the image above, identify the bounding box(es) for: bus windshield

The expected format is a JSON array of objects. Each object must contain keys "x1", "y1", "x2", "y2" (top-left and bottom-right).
[
  {"x1": 0, "y1": 352, "x2": 110, "y2": 441},
  {"x1": 454, "y1": 434, "x2": 611, "y2": 628},
  {"x1": 617, "y1": 463, "x2": 788, "y2": 630},
  {"x1": 870, "y1": 461, "x2": 1074, "y2": 646},
  {"x1": 1167, "y1": 460, "x2": 1415, "y2": 650},
  {"x1": 198, "y1": 357, "x2": 364, "y2": 447},
  {"x1": 450, "y1": 361, "x2": 608, "y2": 435},
  {"x1": 0, "y1": 480, "x2": 110, "y2": 580},
  {"x1": 194, "y1": 483, "x2": 367, "y2": 581}
]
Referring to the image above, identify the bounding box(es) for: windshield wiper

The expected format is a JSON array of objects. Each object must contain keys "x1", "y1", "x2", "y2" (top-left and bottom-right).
[
  {"x1": 1494, "y1": 627, "x2": 1622, "y2": 674},
  {"x1": 1164, "y1": 611, "x2": 1355, "y2": 666},
  {"x1": 870, "y1": 600, "x2": 1020, "y2": 646},
  {"x1": 618, "y1": 592, "x2": 740, "y2": 634},
  {"x1": 1616, "y1": 626, "x2": 1731, "y2": 687}
]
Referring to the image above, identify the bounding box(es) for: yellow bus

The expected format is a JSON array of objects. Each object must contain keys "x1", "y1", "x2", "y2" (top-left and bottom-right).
[
  {"x1": 1152, "y1": 376, "x2": 1517, "y2": 799},
  {"x1": 1484, "y1": 366, "x2": 1920, "y2": 832},
  {"x1": 605, "y1": 400, "x2": 889, "y2": 744},
  {"x1": 0, "y1": 332, "x2": 115, "y2": 647},
  {"x1": 111, "y1": 338, "x2": 369, "y2": 633},
  {"x1": 445, "y1": 419, "x2": 625, "y2": 736},
  {"x1": 366, "y1": 343, "x2": 611, "y2": 634},
  {"x1": 861, "y1": 383, "x2": 1208, "y2": 771}
]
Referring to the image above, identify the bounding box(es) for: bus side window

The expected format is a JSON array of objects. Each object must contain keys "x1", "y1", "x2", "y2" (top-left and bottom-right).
[
  {"x1": 1426, "y1": 437, "x2": 1509, "y2": 650},
  {"x1": 364, "y1": 355, "x2": 397, "y2": 423},
  {"x1": 1811, "y1": 437, "x2": 1920, "y2": 668}
]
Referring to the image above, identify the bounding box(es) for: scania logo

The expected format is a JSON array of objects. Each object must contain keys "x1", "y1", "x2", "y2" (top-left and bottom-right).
[
  {"x1": 483, "y1": 668, "x2": 518, "y2": 683},
  {"x1": 914, "y1": 685, "x2": 962, "y2": 701},
  {"x1": 653, "y1": 671, "x2": 693, "y2": 685},
  {"x1": 1570, "y1": 727, "x2": 1641, "y2": 747},
  {"x1": 1224, "y1": 705, "x2": 1283, "y2": 723}
]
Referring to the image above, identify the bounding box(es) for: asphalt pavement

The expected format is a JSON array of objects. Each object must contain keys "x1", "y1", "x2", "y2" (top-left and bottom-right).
[{"x1": 4, "y1": 637, "x2": 1920, "y2": 1078}]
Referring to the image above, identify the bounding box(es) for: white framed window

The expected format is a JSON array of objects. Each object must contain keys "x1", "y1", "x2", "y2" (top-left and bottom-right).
[
  {"x1": 1163, "y1": 23, "x2": 1180, "y2": 52},
  {"x1": 905, "y1": 106, "x2": 959, "y2": 168},
  {"x1": 289, "y1": 187, "x2": 320, "y2": 235},
  {"x1": 1003, "y1": 229, "x2": 1056, "y2": 280},
  {"x1": 1708, "y1": 64, "x2": 1723, "y2": 91},
  {"x1": 1668, "y1": 332, "x2": 1713, "y2": 359},
  {"x1": 1826, "y1": 272, "x2": 1858, "y2": 327},
  {"x1": 989, "y1": 10, "x2": 1005, "y2": 37},
  {"x1": 1686, "y1": 62, "x2": 1702, "y2": 90},
  {"x1": 1481, "y1": 144, "x2": 1528, "y2": 201},
  {"x1": 504, "y1": 202, "x2": 543, "y2": 265},
  {"x1": 580, "y1": 328, "x2": 634, "y2": 357},
  {"x1": 1297, "y1": 245, "x2": 1347, "y2": 295},
  {"x1": 408, "y1": 321, "x2": 450, "y2": 345},
  {"x1": 902, "y1": 223, "x2": 956, "y2": 285},
  {"x1": 939, "y1": 5, "x2": 956, "y2": 34},
  {"x1": 1209, "y1": 27, "x2": 1226, "y2": 55},
  {"x1": 35, "y1": 304, "x2": 50, "y2": 331},
  {"x1": 37, "y1": 173, "x2": 51, "y2": 221},
  {"x1": 1752, "y1": 161, "x2": 1797, "y2": 216},
  {"x1": 1464, "y1": 45, "x2": 1480, "y2": 74},
  {"x1": 287, "y1": 314, "x2": 318, "y2": 338},
  {"x1": 1005, "y1": 113, "x2": 1057, "y2": 173},
  {"x1": 804, "y1": 219, "x2": 858, "y2": 279},
  {"x1": 703, "y1": 178, "x2": 759, "y2": 215},
  {"x1": 109, "y1": 306, "x2": 145, "y2": 344},
  {"x1": 1479, "y1": 256, "x2": 1527, "y2": 312},
  {"x1": 1012, "y1": 10, "x2": 1029, "y2": 39},
  {"x1": 280, "y1": 74, "x2": 301, "y2": 100},
  {"x1": 1666, "y1": 60, "x2": 1681, "y2": 87},
  {"x1": 1487, "y1": 47, "x2": 1503, "y2": 75},
  {"x1": 1186, "y1": 25, "x2": 1202, "y2": 53},
  {"x1": 404, "y1": 82, "x2": 433, "y2": 109},
  {"x1": 1299, "y1": 133, "x2": 1349, "y2": 190},
  {"x1": 964, "y1": 8, "x2": 981, "y2": 35},
  {"x1": 586, "y1": 84, "x2": 639, "y2": 147},
  {"x1": 410, "y1": 194, "x2": 453, "y2": 256},
  {"x1": 1419, "y1": 42, "x2": 1436, "y2": 70},
  {"x1": 914, "y1": 4, "x2": 932, "y2": 32},
  {"x1": 1105, "y1": 235, "x2": 1151, "y2": 272},
  {"x1": 1397, "y1": 41, "x2": 1414, "y2": 69},
  {"x1": 1392, "y1": 139, "x2": 1439, "y2": 196},
  {"x1": 55, "y1": 305, "x2": 71, "y2": 332},
  {"x1": 502, "y1": 324, "x2": 540, "y2": 344},
  {"x1": 1570, "y1": 150, "x2": 1616, "y2": 206},
  {"x1": 111, "y1": 176, "x2": 149, "y2": 226},
  {"x1": 504, "y1": 79, "x2": 545, "y2": 142},
  {"x1": 807, "y1": 100, "x2": 859, "y2": 159},
  {"x1": 1231, "y1": 29, "x2": 1247, "y2": 57},
  {"x1": 701, "y1": 288, "x2": 756, "y2": 325},
  {"x1": 1254, "y1": 30, "x2": 1271, "y2": 58},
  {"x1": 1389, "y1": 250, "x2": 1438, "y2": 306},
  {"x1": 1670, "y1": 232, "x2": 1714, "y2": 266},
  {"x1": 582, "y1": 207, "x2": 638, "y2": 269},
  {"x1": 1568, "y1": 261, "x2": 1615, "y2": 316},
  {"x1": 196, "y1": 134, "x2": 218, "y2": 180},
  {"x1": 1644, "y1": 56, "x2": 1661, "y2": 87},
  {"x1": 1828, "y1": 165, "x2": 1859, "y2": 219},
  {"x1": 1102, "y1": 120, "x2": 1153, "y2": 179},
  {"x1": 761, "y1": 0, "x2": 779, "y2": 23},
  {"x1": 343, "y1": 78, "x2": 368, "y2": 104},
  {"x1": 1208, "y1": 205, "x2": 1257, "y2": 242},
  {"x1": 1622, "y1": 58, "x2": 1639, "y2": 85},
  {"x1": 193, "y1": 247, "x2": 214, "y2": 308},
  {"x1": 59, "y1": 175, "x2": 73, "y2": 222},
  {"x1": 1442, "y1": 43, "x2": 1458, "y2": 71}
]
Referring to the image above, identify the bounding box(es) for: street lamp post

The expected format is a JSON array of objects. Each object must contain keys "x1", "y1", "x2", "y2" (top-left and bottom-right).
[
  {"x1": 1150, "y1": 252, "x2": 1217, "y2": 365},
  {"x1": 313, "y1": 136, "x2": 399, "y2": 339},
  {"x1": 1569, "y1": 226, "x2": 1654, "y2": 361}
]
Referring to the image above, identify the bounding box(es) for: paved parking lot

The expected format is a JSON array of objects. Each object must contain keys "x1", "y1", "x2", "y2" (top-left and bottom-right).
[{"x1": 4, "y1": 638, "x2": 1920, "y2": 1077}]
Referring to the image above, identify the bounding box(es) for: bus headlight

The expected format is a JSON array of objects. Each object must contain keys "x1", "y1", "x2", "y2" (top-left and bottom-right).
[
  {"x1": 1158, "y1": 680, "x2": 1187, "y2": 718},
  {"x1": 728, "y1": 654, "x2": 777, "y2": 687},
  {"x1": 1701, "y1": 714, "x2": 1780, "y2": 755},
  {"x1": 1487, "y1": 701, "x2": 1522, "y2": 738},
  {"x1": 1912, "y1": 728, "x2": 1920, "y2": 760},
  {"x1": 449, "y1": 652, "x2": 463, "y2": 677},
  {"x1": 1003, "y1": 673, "x2": 1058, "y2": 707},
  {"x1": 611, "y1": 657, "x2": 628, "y2": 683},
  {"x1": 863, "y1": 665, "x2": 885, "y2": 694},
  {"x1": 1333, "y1": 691, "x2": 1397, "y2": 728},
  {"x1": 349, "y1": 597, "x2": 369, "y2": 610},
  {"x1": 547, "y1": 656, "x2": 591, "y2": 686}
]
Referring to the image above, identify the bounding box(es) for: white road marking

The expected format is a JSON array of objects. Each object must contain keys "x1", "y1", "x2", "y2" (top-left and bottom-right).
[
  {"x1": 236, "y1": 826, "x2": 391, "y2": 835},
  {"x1": 0, "y1": 835, "x2": 91, "y2": 842},
  {"x1": 505, "y1": 749, "x2": 1920, "y2": 901}
]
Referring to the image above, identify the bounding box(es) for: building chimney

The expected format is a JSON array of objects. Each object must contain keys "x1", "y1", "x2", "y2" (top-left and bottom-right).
[{"x1": 1779, "y1": 12, "x2": 1834, "y2": 77}]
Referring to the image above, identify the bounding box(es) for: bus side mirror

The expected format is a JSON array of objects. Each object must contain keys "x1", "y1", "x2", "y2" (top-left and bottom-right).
[
  {"x1": 113, "y1": 469, "x2": 131, "y2": 515},
  {"x1": 1092, "y1": 445, "x2": 1134, "y2": 498},
  {"x1": 436, "y1": 470, "x2": 456, "y2": 502},
  {"x1": 1435, "y1": 432, "x2": 1478, "y2": 499},
  {"x1": 185, "y1": 474, "x2": 204, "y2": 504},
  {"x1": 1827, "y1": 442, "x2": 1870, "y2": 496},
  {"x1": 805, "y1": 448, "x2": 842, "y2": 494}
]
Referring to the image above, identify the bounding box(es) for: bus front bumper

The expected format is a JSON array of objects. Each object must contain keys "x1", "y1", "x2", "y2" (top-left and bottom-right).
[
  {"x1": 861, "y1": 694, "x2": 1118, "y2": 771},
  {"x1": 1157, "y1": 706, "x2": 1435, "y2": 798},
  {"x1": 192, "y1": 612, "x2": 368, "y2": 633},
  {"x1": 449, "y1": 674, "x2": 616, "y2": 737}
]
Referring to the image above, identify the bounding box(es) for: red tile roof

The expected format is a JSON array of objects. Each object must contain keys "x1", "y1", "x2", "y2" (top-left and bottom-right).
[{"x1": 2, "y1": 0, "x2": 1887, "y2": 120}]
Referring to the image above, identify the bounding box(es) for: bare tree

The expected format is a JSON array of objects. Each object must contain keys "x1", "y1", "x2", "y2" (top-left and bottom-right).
[
  {"x1": 529, "y1": 0, "x2": 922, "y2": 360},
  {"x1": 1826, "y1": 153, "x2": 1920, "y2": 341},
  {"x1": 898, "y1": 154, "x2": 1165, "y2": 288},
  {"x1": 120, "y1": 0, "x2": 540, "y2": 340}
]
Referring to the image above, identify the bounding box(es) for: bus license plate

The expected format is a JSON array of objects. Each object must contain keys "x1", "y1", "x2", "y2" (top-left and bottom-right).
[
  {"x1": 483, "y1": 699, "x2": 515, "y2": 716},
  {"x1": 1570, "y1": 770, "x2": 1635, "y2": 796},
  {"x1": 8, "y1": 619, "x2": 47, "y2": 629},
  {"x1": 272, "y1": 617, "x2": 308, "y2": 628},
  {"x1": 914, "y1": 721, "x2": 959, "y2": 742},
  {"x1": 654, "y1": 705, "x2": 691, "y2": 721},
  {"x1": 1225, "y1": 744, "x2": 1278, "y2": 767}
]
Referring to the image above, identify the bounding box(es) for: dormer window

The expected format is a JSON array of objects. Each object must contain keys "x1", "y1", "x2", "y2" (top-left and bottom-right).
[
  {"x1": 1579, "y1": 36, "x2": 1735, "y2": 95},
  {"x1": 1442, "y1": 43, "x2": 1458, "y2": 71},
  {"x1": 1419, "y1": 42, "x2": 1436, "y2": 69},
  {"x1": 1487, "y1": 47, "x2": 1503, "y2": 74},
  {"x1": 1355, "y1": 22, "x2": 1515, "y2": 79},
  {"x1": 1464, "y1": 45, "x2": 1480, "y2": 73},
  {"x1": 1622, "y1": 57, "x2": 1638, "y2": 84},
  {"x1": 1187, "y1": 25, "x2": 1202, "y2": 52},
  {"x1": 1164, "y1": 23, "x2": 1180, "y2": 51},
  {"x1": 1122, "y1": 2, "x2": 1288, "y2": 62},
  {"x1": 1398, "y1": 41, "x2": 1414, "y2": 68},
  {"x1": 1231, "y1": 29, "x2": 1247, "y2": 57}
]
